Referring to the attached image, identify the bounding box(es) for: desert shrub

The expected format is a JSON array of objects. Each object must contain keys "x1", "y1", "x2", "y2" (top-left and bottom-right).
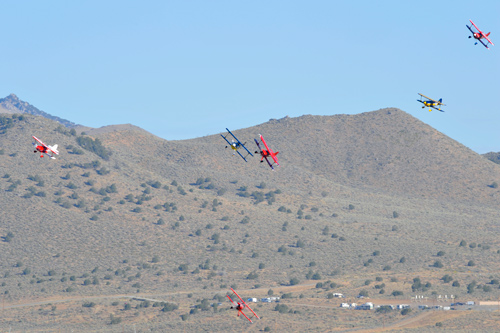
[
  {"x1": 483, "y1": 285, "x2": 492, "y2": 292},
  {"x1": 211, "y1": 233, "x2": 220, "y2": 244},
  {"x1": 391, "y1": 290, "x2": 403, "y2": 296},
  {"x1": 246, "y1": 272, "x2": 258, "y2": 280},
  {"x1": 467, "y1": 281, "x2": 477, "y2": 293},
  {"x1": 348, "y1": 204, "x2": 355, "y2": 210},
  {"x1": 433, "y1": 260, "x2": 443, "y2": 268},
  {"x1": 442, "y1": 275, "x2": 453, "y2": 283},
  {"x1": 259, "y1": 263, "x2": 265, "y2": 269},
  {"x1": 76, "y1": 136, "x2": 111, "y2": 160},
  {"x1": 3, "y1": 232, "x2": 14, "y2": 243},
  {"x1": 358, "y1": 290, "x2": 369, "y2": 297},
  {"x1": 296, "y1": 240, "x2": 305, "y2": 248},
  {"x1": 401, "y1": 308, "x2": 411, "y2": 315},
  {"x1": 400, "y1": 257, "x2": 406, "y2": 263},
  {"x1": 459, "y1": 240, "x2": 467, "y2": 247},
  {"x1": 289, "y1": 278, "x2": 300, "y2": 286},
  {"x1": 373, "y1": 250, "x2": 381, "y2": 256},
  {"x1": 467, "y1": 260, "x2": 476, "y2": 267},
  {"x1": 383, "y1": 265, "x2": 391, "y2": 271},
  {"x1": 469, "y1": 242, "x2": 477, "y2": 249},
  {"x1": 376, "y1": 305, "x2": 393, "y2": 313},
  {"x1": 240, "y1": 216, "x2": 250, "y2": 224},
  {"x1": 393, "y1": 211, "x2": 399, "y2": 218},
  {"x1": 437, "y1": 251, "x2": 445, "y2": 257}
]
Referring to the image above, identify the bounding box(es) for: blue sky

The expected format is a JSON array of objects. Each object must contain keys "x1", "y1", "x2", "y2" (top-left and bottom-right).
[{"x1": 1, "y1": 0, "x2": 499, "y2": 153}]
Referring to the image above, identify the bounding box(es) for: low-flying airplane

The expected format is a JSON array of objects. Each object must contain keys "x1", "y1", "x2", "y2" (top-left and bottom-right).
[
  {"x1": 227, "y1": 288, "x2": 260, "y2": 323},
  {"x1": 32, "y1": 136, "x2": 59, "y2": 159},
  {"x1": 221, "y1": 128, "x2": 253, "y2": 162},
  {"x1": 254, "y1": 134, "x2": 279, "y2": 170},
  {"x1": 417, "y1": 93, "x2": 445, "y2": 112},
  {"x1": 467, "y1": 20, "x2": 494, "y2": 49}
]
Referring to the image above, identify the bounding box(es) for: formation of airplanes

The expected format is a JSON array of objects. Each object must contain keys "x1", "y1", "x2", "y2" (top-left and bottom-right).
[
  {"x1": 221, "y1": 128, "x2": 280, "y2": 170},
  {"x1": 24, "y1": 18, "x2": 493, "y2": 326}
]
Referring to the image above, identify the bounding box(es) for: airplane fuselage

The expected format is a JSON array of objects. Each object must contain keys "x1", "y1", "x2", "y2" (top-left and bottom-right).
[
  {"x1": 230, "y1": 142, "x2": 241, "y2": 151},
  {"x1": 423, "y1": 101, "x2": 438, "y2": 107}
]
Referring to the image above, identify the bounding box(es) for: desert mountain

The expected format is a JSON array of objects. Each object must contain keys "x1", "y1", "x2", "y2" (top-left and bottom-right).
[
  {"x1": 0, "y1": 94, "x2": 77, "y2": 128},
  {"x1": 0, "y1": 108, "x2": 500, "y2": 331},
  {"x1": 92, "y1": 108, "x2": 500, "y2": 206},
  {"x1": 483, "y1": 151, "x2": 500, "y2": 165}
]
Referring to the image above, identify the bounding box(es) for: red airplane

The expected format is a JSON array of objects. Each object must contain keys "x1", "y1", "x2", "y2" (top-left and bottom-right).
[
  {"x1": 254, "y1": 134, "x2": 279, "y2": 170},
  {"x1": 467, "y1": 20, "x2": 494, "y2": 49},
  {"x1": 32, "y1": 136, "x2": 59, "y2": 159},
  {"x1": 227, "y1": 288, "x2": 260, "y2": 323}
]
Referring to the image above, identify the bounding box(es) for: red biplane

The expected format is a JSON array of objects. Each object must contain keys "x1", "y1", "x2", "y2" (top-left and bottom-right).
[
  {"x1": 467, "y1": 20, "x2": 494, "y2": 49},
  {"x1": 32, "y1": 136, "x2": 59, "y2": 159},
  {"x1": 226, "y1": 288, "x2": 260, "y2": 323},
  {"x1": 254, "y1": 134, "x2": 279, "y2": 170}
]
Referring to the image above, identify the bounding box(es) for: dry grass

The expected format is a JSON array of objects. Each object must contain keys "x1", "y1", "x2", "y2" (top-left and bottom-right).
[{"x1": 0, "y1": 110, "x2": 500, "y2": 331}]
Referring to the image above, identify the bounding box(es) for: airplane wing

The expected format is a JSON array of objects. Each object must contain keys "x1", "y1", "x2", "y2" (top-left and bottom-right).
[
  {"x1": 430, "y1": 105, "x2": 445, "y2": 112},
  {"x1": 470, "y1": 20, "x2": 482, "y2": 34},
  {"x1": 255, "y1": 138, "x2": 275, "y2": 169},
  {"x1": 230, "y1": 288, "x2": 260, "y2": 320},
  {"x1": 259, "y1": 135, "x2": 279, "y2": 166},
  {"x1": 226, "y1": 294, "x2": 238, "y2": 306},
  {"x1": 483, "y1": 34, "x2": 494, "y2": 46},
  {"x1": 220, "y1": 133, "x2": 234, "y2": 147},
  {"x1": 478, "y1": 38, "x2": 492, "y2": 49},
  {"x1": 221, "y1": 130, "x2": 252, "y2": 162},
  {"x1": 466, "y1": 24, "x2": 476, "y2": 35},
  {"x1": 32, "y1": 136, "x2": 47, "y2": 148},
  {"x1": 417, "y1": 93, "x2": 437, "y2": 103},
  {"x1": 226, "y1": 128, "x2": 253, "y2": 157}
]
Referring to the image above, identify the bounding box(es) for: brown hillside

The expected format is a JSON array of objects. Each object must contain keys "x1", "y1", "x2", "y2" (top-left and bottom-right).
[
  {"x1": 1, "y1": 111, "x2": 500, "y2": 331},
  {"x1": 95, "y1": 108, "x2": 500, "y2": 206}
]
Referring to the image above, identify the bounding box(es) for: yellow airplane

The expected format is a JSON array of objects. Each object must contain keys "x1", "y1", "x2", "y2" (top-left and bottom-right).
[{"x1": 417, "y1": 93, "x2": 445, "y2": 112}]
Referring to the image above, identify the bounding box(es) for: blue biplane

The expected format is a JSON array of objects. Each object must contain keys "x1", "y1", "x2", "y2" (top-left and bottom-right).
[{"x1": 221, "y1": 128, "x2": 253, "y2": 162}]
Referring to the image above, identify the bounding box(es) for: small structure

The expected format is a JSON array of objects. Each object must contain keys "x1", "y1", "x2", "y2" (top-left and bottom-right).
[
  {"x1": 466, "y1": 301, "x2": 475, "y2": 305},
  {"x1": 350, "y1": 303, "x2": 357, "y2": 309},
  {"x1": 340, "y1": 303, "x2": 350, "y2": 308},
  {"x1": 397, "y1": 304, "x2": 410, "y2": 310},
  {"x1": 358, "y1": 302, "x2": 374, "y2": 310},
  {"x1": 333, "y1": 293, "x2": 344, "y2": 298},
  {"x1": 261, "y1": 298, "x2": 271, "y2": 303},
  {"x1": 247, "y1": 298, "x2": 258, "y2": 303}
]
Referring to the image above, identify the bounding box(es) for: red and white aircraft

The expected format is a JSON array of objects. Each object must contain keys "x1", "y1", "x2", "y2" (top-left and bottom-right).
[
  {"x1": 227, "y1": 288, "x2": 260, "y2": 323},
  {"x1": 32, "y1": 136, "x2": 59, "y2": 159},
  {"x1": 254, "y1": 134, "x2": 279, "y2": 170},
  {"x1": 467, "y1": 20, "x2": 494, "y2": 49}
]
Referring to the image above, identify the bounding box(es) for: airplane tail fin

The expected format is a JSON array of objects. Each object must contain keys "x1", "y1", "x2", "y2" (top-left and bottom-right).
[
  {"x1": 438, "y1": 98, "x2": 442, "y2": 103},
  {"x1": 486, "y1": 32, "x2": 490, "y2": 37},
  {"x1": 275, "y1": 151, "x2": 279, "y2": 156},
  {"x1": 49, "y1": 144, "x2": 59, "y2": 154}
]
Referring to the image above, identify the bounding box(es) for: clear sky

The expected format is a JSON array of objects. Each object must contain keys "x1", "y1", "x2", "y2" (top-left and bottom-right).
[{"x1": 1, "y1": 0, "x2": 498, "y2": 153}]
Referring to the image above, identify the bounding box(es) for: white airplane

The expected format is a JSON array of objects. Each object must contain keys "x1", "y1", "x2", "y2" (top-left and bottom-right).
[{"x1": 32, "y1": 136, "x2": 59, "y2": 159}]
